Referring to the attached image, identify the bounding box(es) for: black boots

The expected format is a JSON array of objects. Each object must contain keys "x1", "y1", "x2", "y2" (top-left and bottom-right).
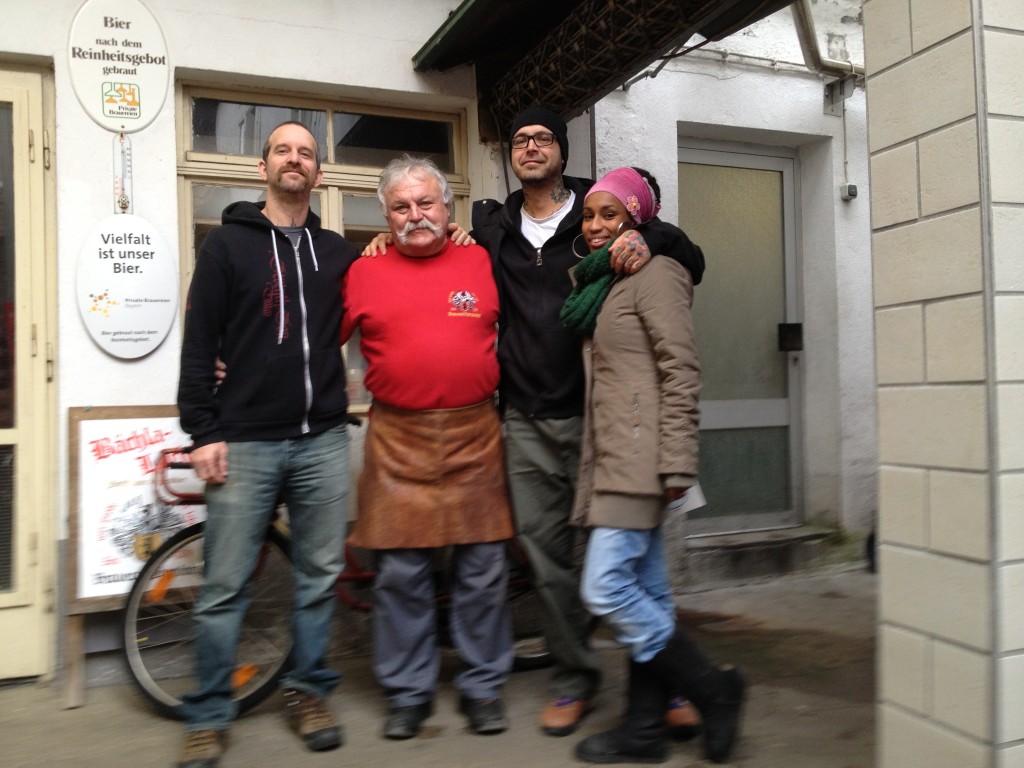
[
  {"x1": 574, "y1": 659, "x2": 669, "y2": 764},
  {"x1": 649, "y1": 631, "x2": 747, "y2": 764},
  {"x1": 574, "y1": 630, "x2": 746, "y2": 764},
  {"x1": 697, "y1": 666, "x2": 747, "y2": 763}
]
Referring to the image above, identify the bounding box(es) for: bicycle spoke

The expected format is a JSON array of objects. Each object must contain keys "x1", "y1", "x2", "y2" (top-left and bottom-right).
[{"x1": 122, "y1": 524, "x2": 293, "y2": 719}]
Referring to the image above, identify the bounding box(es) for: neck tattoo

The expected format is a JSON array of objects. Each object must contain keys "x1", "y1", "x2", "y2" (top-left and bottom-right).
[
  {"x1": 549, "y1": 180, "x2": 570, "y2": 205},
  {"x1": 525, "y1": 179, "x2": 571, "y2": 219}
]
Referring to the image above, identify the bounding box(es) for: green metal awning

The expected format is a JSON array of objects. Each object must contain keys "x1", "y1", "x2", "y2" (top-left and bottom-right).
[{"x1": 414, "y1": 0, "x2": 795, "y2": 138}]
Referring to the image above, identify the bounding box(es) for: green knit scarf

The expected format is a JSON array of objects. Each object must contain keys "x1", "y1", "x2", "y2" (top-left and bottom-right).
[{"x1": 560, "y1": 241, "x2": 617, "y2": 336}]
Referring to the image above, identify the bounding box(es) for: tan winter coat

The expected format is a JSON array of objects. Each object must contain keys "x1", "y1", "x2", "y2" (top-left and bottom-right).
[{"x1": 571, "y1": 256, "x2": 700, "y2": 530}]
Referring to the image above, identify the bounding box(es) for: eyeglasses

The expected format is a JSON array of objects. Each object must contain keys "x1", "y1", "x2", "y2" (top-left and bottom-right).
[{"x1": 511, "y1": 132, "x2": 555, "y2": 149}]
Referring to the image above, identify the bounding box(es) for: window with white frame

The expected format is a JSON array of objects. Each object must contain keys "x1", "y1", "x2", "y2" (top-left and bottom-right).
[{"x1": 177, "y1": 86, "x2": 468, "y2": 408}]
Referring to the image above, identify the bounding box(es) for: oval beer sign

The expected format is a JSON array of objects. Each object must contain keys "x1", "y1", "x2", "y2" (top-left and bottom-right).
[
  {"x1": 68, "y1": 0, "x2": 169, "y2": 132},
  {"x1": 77, "y1": 214, "x2": 177, "y2": 359}
]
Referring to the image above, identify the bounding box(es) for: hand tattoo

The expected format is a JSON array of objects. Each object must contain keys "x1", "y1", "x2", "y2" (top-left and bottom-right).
[{"x1": 610, "y1": 229, "x2": 651, "y2": 272}]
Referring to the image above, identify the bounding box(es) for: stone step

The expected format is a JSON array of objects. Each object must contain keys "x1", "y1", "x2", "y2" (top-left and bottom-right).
[{"x1": 672, "y1": 525, "x2": 861, "y2": 589}]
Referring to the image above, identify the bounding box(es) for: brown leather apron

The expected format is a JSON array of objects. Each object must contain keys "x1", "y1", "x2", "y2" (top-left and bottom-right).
[{"x1": 348, "y1": 400, "x2": 514, "y2": 549}]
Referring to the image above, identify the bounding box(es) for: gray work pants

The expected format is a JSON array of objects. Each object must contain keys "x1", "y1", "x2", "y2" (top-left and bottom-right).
[
  {"x1": 372, "y1": 543, "x2": 512, "y2": 707},
  {"x1": 504, "y1": 406, "x2": 601, "y2": 700}
]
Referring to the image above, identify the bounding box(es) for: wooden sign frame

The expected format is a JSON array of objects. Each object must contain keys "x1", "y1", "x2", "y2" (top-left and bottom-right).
[{"x1": 64, "y1": 405, "x2": 202, "y2": 707}]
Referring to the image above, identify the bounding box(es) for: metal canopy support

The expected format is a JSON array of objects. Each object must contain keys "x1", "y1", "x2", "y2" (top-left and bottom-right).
[
  {"x1": 488, "y1": 0, "x2": 694, "y2": 133},
  {"x1": 824, "y1": 74, "x2": 858, "y2": 117},
  {"x1": 414, "y1": 0, "x2": 797, "y2": 139}
]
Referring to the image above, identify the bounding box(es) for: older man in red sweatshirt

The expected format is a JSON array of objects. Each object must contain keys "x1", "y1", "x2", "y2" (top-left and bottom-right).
[{"x1": 342, "y1": 155, "x2": 514, "y2": 742}]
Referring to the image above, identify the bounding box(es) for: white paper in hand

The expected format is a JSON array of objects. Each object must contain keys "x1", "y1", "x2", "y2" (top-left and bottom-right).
[{"x1": 665, "y1": 482, "x2": 707, "y2": 516}]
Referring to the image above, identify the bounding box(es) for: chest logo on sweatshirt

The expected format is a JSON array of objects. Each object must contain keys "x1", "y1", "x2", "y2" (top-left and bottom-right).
[
  {"x1": 263, "y1": 255, "x2": 291, "y2": 339},
  {"x1": 448, "y1": 290, "x2": 481, "y2": 318}
]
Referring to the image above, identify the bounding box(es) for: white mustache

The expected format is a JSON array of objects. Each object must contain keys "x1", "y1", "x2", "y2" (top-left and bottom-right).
[{"x1": 397, "y1": 219, "x2": 445, "y2": 241}]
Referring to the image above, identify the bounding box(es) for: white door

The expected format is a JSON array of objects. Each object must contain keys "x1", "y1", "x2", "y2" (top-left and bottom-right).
[
  {"x1": 678, "y1": 147, "x2": 802, "y2": 535},
  {"x1": 0, "y1": 69, "x2": 54, "y2": 679}
]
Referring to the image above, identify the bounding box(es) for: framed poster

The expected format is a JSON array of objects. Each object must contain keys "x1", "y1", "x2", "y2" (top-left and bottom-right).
[{"x1": 67, "y1": 405, "x2": 205, "y2": 613}]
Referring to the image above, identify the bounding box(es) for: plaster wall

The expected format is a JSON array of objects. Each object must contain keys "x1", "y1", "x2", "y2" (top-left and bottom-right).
[{"x1": 708, "y1": 0, "x2": 864, "y2": 64}]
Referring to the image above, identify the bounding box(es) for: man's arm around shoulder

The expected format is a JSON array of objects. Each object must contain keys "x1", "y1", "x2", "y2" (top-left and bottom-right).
[{"x1": 637, "y1": 218, "x2": 705, "y2": 285}]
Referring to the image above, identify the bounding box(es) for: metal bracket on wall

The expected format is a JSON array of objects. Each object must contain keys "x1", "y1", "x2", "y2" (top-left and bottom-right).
[{"x1": 824, "y1": 74, "x2": 858, "y2": 116}]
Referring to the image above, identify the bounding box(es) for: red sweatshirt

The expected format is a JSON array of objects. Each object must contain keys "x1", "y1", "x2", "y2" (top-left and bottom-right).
[{"x1": 341, "y1": 240, "x2": 499, "y2": 410}]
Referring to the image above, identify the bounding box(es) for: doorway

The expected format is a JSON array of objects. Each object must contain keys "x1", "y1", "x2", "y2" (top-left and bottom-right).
[
  {"x1": 0, "y1": 68, "x2": 54, "y2": 679},
  {"x1": 678, "y1": 146, "x2": 802, "y2": 535}
]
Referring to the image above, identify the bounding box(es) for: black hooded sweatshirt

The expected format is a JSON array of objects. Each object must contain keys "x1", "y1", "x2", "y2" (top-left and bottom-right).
[
  {"x1": 472, "y1": 175, "x2": 705, "y2": 420},
  {"x1": 178, "y1": 201, "x2": 359, "y2": 447}
]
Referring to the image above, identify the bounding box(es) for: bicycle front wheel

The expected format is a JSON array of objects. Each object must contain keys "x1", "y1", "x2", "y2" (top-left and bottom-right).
[{"x1": 121, "y1": 522, "x2": 293, "y2": 719}]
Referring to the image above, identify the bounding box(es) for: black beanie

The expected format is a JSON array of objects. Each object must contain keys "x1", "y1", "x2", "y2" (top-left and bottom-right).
[{"x1": 509, "y1": 106, "x2": 568, "y2": 170}]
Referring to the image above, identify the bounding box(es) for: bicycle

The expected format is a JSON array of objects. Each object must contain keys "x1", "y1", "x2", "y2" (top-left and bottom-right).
[{"x1": 121, "y1": 446, "x2": 550, "y2": 720}]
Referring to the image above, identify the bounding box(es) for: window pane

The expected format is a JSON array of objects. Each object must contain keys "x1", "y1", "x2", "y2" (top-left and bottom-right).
[
  {"x1": 333, "y1": 112, "x2": 453, "y2": 171},
  {"x1": 694, "y1": 427, "x2": 791, "y2": 518},
  {"x1": 341, "y1": 194, "x2": 383, "y2": 247},
  {"x1": 192, "y1": 98, "x2": 327, "y2": 160},
  {"x1": 191, "y1": 183, "x2": 321, "y2": 258},
  {"x1": 680, "y1": 162, "x2": 787, "y2": 400}
]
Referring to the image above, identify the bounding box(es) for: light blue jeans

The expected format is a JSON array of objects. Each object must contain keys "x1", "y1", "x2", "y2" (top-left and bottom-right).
[
  {"x1": 581, "y1": 526, "x2": 675, "y2": 663},
  {"x1": 181, "y1": 425, "x2": 350, "y2": 730}
]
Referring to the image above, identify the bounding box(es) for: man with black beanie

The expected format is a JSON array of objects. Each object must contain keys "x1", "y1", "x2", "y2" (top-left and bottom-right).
[
  {"x1": 472, "y1": 106, "x2": 705, "y2": 738},
  {"x1": 508, "y1": 105, "x2": 571, "y2": 171}
]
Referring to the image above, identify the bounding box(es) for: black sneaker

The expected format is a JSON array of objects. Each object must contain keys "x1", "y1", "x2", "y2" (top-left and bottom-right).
[
  {"x1": 458, "y1": 695, "x2": 508, "y2": 735},
  {"x1": 383, "y1": 701, "x2": 433, "y2": 740},
  {"x1": 283, "y1": 688, "x2": 343, "y2": 752}
]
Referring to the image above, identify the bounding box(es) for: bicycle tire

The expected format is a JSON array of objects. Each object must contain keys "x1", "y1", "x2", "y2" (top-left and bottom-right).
[{"x1": 121, "y1": 522, "x2": 293, "y2": 720}]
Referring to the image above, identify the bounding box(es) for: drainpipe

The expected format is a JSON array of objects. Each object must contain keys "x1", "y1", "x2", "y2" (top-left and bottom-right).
[{"x1": 791, "y1": 0, "x2": 864, "y2": 78}]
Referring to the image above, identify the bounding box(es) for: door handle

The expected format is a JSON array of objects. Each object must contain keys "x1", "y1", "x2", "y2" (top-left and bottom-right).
[{"x1": 778, "y1": 323, "x2": 803, "y2": 352}]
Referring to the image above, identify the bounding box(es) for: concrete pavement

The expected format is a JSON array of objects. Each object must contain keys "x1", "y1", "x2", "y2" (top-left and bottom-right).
[{"x1": 0, "y1": 564, "x2": 875, "y2": 767}]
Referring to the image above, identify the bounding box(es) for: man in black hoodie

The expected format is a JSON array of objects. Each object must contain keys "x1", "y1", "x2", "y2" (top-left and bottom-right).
[{"x1": 175, "y1": 121, "x2": 359, "y2": 768}]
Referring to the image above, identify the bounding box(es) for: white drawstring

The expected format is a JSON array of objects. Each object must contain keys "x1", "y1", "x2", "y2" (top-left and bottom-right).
[
  {"x1": 305, "y1": 227, "x2": 319, "y2": 271},
  {"x1": 269, "y1": 228, "x2": 316, "y2": 344},
  {"x1": 270, "y1": 232, "x2": 286, "y2": 344}
]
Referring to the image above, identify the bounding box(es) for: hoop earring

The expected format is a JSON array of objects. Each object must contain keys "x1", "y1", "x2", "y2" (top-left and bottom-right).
[{"x1": 572, "y1": 233, "x2": 588, "y2": 259}]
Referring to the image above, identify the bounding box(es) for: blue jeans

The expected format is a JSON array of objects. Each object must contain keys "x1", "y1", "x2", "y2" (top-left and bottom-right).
[
  {"x1": 581, "y1": 526, "x2": 675, "y2": 663},
  {"x1": 181, "y1": 425, "x2": 350, "y2": 730}
]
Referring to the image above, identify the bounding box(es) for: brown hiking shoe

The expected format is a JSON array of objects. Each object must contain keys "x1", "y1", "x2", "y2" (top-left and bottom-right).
[
  {"x1": 539, "y1": 695, "x2": 593, "y2": 736},
  {"x1": 283, "y1": 688, "x2": 343, "y2": 751},
  {"x1": 666, "y1": 695, "x2": 702, "y2": 741},
  {"x1": 177, "y1": 729, "x2": 227, "y2": 768}
]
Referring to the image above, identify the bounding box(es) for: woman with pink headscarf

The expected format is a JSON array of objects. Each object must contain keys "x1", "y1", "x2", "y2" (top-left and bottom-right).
[{"x1": 561, "y1": 167, "x2": 745, "y2": 765}]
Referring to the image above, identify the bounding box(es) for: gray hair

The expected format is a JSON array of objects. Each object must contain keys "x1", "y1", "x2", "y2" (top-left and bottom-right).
[{"x1": 377, "y1": 155, "x2": 454, "y2": 211}]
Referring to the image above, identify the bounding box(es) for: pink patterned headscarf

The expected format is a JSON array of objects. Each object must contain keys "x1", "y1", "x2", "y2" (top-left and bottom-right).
[{"x1": 585, "y1": 167, "x2": 661, "y2": 224}]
